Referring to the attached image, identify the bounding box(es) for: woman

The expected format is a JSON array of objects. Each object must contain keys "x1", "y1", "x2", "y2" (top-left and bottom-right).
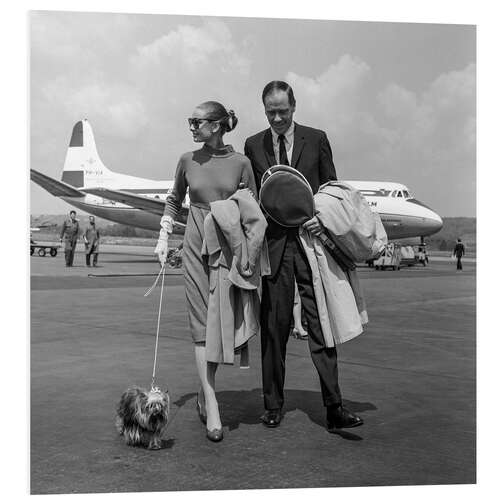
[{"x1": 154, "y1": 101, "x2": 258, "y2": 442}]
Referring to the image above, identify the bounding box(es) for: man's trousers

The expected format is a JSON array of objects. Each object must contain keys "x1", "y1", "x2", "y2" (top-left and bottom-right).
[
  {"x1": 64, "y1": 241, "x2": 77, "y2": 267},
  {"x1": 260, "y1": 233, "x2": 342, "y2": 410}
]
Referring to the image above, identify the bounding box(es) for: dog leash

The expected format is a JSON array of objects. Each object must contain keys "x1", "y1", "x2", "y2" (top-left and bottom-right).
[{"x1": 144, "y1": 263, "x2": 166, "y2": 391}]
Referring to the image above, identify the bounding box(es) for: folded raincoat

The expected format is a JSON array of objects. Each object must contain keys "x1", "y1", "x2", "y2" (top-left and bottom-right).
[
  {"x1": 202, "y1": 189, "x2": 270, "y2": 365},
  {"x1": 299, "y1": 182, "x2": 369, "y2": 346}
]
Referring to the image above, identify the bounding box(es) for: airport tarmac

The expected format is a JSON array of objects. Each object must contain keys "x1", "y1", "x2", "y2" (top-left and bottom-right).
[{"x1": 30, "y1": 246, "x2": 476, "y2": 494}]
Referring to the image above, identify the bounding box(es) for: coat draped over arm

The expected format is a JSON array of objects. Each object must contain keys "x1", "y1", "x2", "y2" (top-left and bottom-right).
[
  {"x1": 202, "y1": 189, "x2": 270, "y2": 366},
  {"x1": 299, "y1": 183, "x2": 369, "y2": 347}
]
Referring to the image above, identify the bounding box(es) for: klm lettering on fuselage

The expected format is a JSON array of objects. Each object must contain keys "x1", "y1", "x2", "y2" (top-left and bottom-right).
[{"x1": 368, "y1": 201, "x2": 378, "y2": 207}]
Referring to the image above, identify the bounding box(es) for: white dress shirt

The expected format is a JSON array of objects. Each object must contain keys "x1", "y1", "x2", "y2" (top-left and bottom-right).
[{"x1": 271, "y1": 122, "x2": 295, "y2": 165}]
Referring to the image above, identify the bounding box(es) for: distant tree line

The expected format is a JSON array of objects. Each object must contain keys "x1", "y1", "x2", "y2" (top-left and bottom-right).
[
  {"x1": 33, "y1": 215, "x2": 476, "y2": 252},
  {"x1": 425, "y1": 217, "x2": 476, "y2": 252},
  {"x1": 98, "y1": 224, "x2": 158, "y2": 238}
]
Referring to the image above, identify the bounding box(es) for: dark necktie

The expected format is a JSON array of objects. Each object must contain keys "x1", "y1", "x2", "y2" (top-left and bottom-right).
[{"x1": 278, "y1": 134, "x2": 289, "y2": 166}]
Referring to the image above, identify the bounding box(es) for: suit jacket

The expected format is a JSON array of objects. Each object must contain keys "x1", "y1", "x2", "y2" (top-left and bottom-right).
[
  {"x1": 244, "y1": 123, "x2": 337, "y2": 277},
  {"x1": 453, "y1": 243, "x2": 465, "y2": 258}
]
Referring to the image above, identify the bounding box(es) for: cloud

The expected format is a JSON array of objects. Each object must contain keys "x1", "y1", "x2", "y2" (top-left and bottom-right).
[
  {"x1": 287, "y1": 55, "x2": 395, "y2": 156},
  {"x1": 377, "y1": 63, "x2": 476, "y2": 168},
  {"x1": 288, "y1": 55, "x2": 371, "y2": 108},
  {"x1": 30, "y1": 12, "x2": 151, "y2": 140},
  {"x1": 30, "y1": 11, "x2": 137, "y2": 68},
  {"x1": 133, "y1": 18, "x2": 250, "y2": 76},
  {"x1": 283, "y1": 57, "x2": 475, "y2": 214},
  {"x1": 30, "y1": 14, "x2": 256, "y2": 192},
  {"x1": 41, "y1": 79, "x2": 148, "y2": 138},
  {"x1": 29, "y1": 13, "x2": 475, "y2": 216},
  {"x1": 127, "y1": 18, "x2": 255, "y2": 166}
]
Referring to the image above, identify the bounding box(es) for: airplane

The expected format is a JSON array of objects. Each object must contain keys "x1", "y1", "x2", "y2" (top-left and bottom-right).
[{"x1": 31, "y1": 119, "x2": 443, "y2": 241}]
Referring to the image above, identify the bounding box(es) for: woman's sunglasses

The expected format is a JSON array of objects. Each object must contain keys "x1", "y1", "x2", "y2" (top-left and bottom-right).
[{"x1": 188, "y1": 118, "x2": 218, "y2": 130}]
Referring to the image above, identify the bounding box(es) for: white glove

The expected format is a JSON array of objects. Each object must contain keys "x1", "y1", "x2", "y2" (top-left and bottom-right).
[
  {"x1": 154, "y1": 238, "x2": 169, "y2": 265},
  {"x1": 154, "y1": 215, "x2": 174, "y2": 265}
]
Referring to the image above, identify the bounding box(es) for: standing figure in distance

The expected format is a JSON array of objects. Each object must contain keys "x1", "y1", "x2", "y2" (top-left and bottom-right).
[
  {"x1": 244, "y1": 80, "x2": 363, "y2": 432},
  {"x1": 453, "y1": 238, "x2": 465, "y2": 270},
  {"x1": 154, "y1": 101, "x2": 258, "y2": 442},
  {"x1": 59, "y1": 210, "x2": 80, "y2": 267},
  {"x1": 83, "y1": 215, "x2": 100, "y2": 267}
]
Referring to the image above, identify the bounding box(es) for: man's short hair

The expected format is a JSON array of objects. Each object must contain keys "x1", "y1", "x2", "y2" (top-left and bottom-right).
[
  {"x1": 69, "y1": 210, "x2": 76, "y2": 215},
  {"x1": 262, "y1": 80, "x2": 296, "y2": 107}
]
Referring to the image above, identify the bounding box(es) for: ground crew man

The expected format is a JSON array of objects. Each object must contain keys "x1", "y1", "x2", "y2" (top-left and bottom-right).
[
  {"x1": 83, "y1": 215, "x2": 100, "y2": 267},
  {"x1": 453, "y1": 238, "x2": 465, "y2": 270},
  {"x1": 59, "y1": 210, "x2": 80, "y2": 267}
]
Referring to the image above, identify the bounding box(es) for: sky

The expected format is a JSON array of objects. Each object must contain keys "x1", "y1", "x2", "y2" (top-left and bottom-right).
[{"x1": 30, "y1": 11, "x2": 476, "y2": 217}]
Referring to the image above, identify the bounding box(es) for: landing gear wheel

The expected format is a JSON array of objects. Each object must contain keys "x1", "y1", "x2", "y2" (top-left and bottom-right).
[
  {"x1": 38, "y1": 248, "x2": 46, "y2": 257},
  {"x1": 30, "y1": 247, "x2": 34, "y2": 256},
  {"x1": 50, "y1": 248, "x2": 57, "y2": 257}
]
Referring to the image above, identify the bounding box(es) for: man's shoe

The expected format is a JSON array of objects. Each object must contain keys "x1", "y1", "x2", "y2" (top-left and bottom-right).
[
  {"x1": 260, "y1": 409, "x2": 282, "y2": 428},
  {"x1": 327, "y1": 406, "x2": 363, "y2": 432}
]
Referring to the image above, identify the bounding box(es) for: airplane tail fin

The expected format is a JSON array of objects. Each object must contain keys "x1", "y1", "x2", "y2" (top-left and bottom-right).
[{"x1": 61, "y1": 120, "x2": 113, "y2": 188}]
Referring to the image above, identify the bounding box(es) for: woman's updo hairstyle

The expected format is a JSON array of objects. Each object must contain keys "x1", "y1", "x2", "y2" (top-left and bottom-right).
[{"x1": 198, "y1": 101, "x2": 238, "y2": 134}]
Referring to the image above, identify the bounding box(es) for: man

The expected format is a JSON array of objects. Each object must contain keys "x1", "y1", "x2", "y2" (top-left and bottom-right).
[
  {"x1": 59, "y1": 210, "x2": 80, "y2": 267},
  {"x1": 244, "y1": 80, "x2": 363, "y2": 432},
  {"x1": 83, "y1": 215, "x2": 100, "y2": 267},
  {"x1": 453, "y1": 238, "x2": 465, "y2": 270}
]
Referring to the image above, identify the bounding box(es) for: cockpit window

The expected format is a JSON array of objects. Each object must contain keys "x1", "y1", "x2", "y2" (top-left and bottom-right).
[
  {"x1": 390, "y1": 189, "x2": 412, "y2": 198},
  {"x1": 359, "y1": 189, "x2": 390, "y2": 197}
]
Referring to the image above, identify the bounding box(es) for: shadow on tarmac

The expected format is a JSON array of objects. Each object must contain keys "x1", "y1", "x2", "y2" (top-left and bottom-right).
[{"x1": 174, "y1": 389, "x2": 377, "y2": 441}]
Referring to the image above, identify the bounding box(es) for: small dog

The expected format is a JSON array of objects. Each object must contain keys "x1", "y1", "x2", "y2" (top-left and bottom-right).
[{"x1": 115, "y1": 386, "x2": 170, "y2": 450}]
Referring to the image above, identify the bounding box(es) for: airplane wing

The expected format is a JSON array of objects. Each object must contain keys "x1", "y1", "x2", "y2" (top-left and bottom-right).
[
  {"x1": 30, "y1": 169, "x2": 84, "y2": 198},
  {"x1": 82, "y1": 187, "x2": 166, "y2": 216}
]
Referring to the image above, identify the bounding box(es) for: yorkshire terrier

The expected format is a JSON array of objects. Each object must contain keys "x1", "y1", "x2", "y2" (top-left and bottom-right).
[{"x1": 115, "y1": 386, "x2": 170, "y2": 450}]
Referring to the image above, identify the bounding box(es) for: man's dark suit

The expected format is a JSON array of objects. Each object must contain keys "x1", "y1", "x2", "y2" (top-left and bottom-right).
[{"x1": 244, "y1": 123, "x2": 342, "y2": 411}]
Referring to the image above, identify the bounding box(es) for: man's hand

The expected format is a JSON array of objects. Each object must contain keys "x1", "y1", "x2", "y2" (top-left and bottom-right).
[{"x1": 302, "y1": 216, "x2": 323, "y2": 236}]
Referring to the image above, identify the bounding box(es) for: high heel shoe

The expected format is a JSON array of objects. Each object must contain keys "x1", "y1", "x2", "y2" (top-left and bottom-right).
[
  {"x1": 206, "y1": 427, "x2": 224, "y2": 442},
  {"x1": 196, "y1": 392, "x2": 207, "y2": 425}
]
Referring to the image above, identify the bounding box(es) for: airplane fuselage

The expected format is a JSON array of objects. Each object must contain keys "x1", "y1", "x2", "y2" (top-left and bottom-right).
[
  {"x1": 60, "y1": 184, "x2": 442, "y2": 240},
  {"x1": 31, "y1": 120, "x2": 443, "y2": 240},
  {"x1": 346, "y1": 181, "x2": 443, "y2": 240}
]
